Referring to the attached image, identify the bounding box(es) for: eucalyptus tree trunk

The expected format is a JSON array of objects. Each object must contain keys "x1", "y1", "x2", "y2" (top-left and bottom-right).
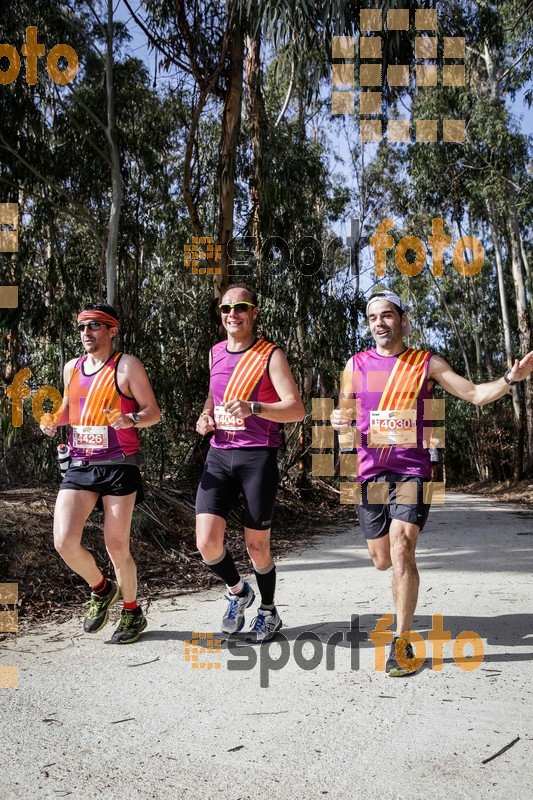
[
  {"x1": 105, "y1": 0, "x2": 122, "y2": 308},
  {"x1": 507, "y1": 204, "x2": 533, "y2": 471},
  {"x1": 245, "y1": 22, "x2": 267, "y2": 267},
  {"x1": 486, "y1": 198, "x2": 523, "y2": 478},
  {"x1": 217, "y1": 23, "x2": 244, "y2": 297}
]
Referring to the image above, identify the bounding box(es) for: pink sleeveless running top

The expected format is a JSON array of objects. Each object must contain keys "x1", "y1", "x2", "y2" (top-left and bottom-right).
[
  {"x1": 67, "y1": 352, "x2": 140, "y2": 461},
  {"x1": 210, "y1": 338, "x2": 282, "y2": 449},
  {"x1": 350, "y1": 348, "x2": 434, "y2": 480}
]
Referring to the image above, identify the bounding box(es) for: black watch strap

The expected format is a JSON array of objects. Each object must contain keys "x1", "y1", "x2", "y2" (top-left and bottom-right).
[{"x1": 503, "y1": 370, "x2": 517, "y2": 386}]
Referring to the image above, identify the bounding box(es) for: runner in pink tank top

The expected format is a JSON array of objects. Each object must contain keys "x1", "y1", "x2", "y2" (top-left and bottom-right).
[
  {"x1": 39, "y1": 303, "x2": 160, "y2": 645},
  {"x1": 195, "y1": 284, "x2": 304, "y2": 642},
  {"x1": 332, "y1": 291, "x2": 533, "y2": 677}
]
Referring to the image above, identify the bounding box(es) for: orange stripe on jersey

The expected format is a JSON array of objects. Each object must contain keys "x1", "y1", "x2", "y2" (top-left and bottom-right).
[
  {"x1": 78, "y1": 353, "x2": 120, "y2": 425},
  {"x1": 378, "y1": 349, "x2": 430, "y2": 411},
  {"x1": 223, "y1": 340, "x2": 277, "y2": 402}
]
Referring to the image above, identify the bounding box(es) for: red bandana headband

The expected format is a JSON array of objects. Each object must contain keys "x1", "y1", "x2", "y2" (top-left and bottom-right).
[{"x1": 77, "y1": 310, "x2": 120, "y2": 330}]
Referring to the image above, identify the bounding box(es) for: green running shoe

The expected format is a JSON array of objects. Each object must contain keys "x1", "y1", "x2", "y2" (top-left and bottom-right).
[
  {"x1": 83, "y1": 580, "x2": 122, "y2": 633},
  {"x1": 110, "y1": 607, "x2": 147, "y2": 644}
]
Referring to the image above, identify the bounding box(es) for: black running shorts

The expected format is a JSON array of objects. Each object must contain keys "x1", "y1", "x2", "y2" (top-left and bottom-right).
[
  {"x1": 59, "y1": 464, "x2": 144, "y2": 505},
  {"x1": 357, "y1": 471, "x2": 431, "y2": 539},
  {"x1": 195, "y1": 446, "x2": 279, "y2": 530}
]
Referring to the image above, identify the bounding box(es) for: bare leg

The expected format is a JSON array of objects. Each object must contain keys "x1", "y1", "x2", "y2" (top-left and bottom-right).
[
  {"x1": 366, "y1": 520, "x2": 420, "y2": 634},
  {"x1": 389, "y1": 519, "x2": 420, "y2": 634},
  {"x1": 196, "y1": 513, "x2": 227, "y2": 561},
  {"x1": 102, "y1": 493, "x2": 137, "y2": 603},
  {"x1": 244, "y1": 527, "x2": 272, "y2": 570},
  {"x1": 54, "y1": 489, "x2": 101, "y2": 585}
]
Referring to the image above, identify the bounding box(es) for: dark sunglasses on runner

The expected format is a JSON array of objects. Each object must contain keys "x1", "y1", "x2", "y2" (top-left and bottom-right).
[
  {"x1": 77, "y1": 321, "x2": 106, "y2": 332},
  {"x1": 218, "y1": 301, "x2": 255, "y2": 314}
]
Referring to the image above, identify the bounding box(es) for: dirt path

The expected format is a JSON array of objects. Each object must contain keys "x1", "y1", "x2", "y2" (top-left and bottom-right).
[{"x1": 1, "y1": 492, "x2": 532, "y2": 799}]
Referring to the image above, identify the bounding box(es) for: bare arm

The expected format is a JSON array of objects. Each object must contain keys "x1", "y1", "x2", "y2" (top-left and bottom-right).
[
  {"x1": 114, "y1": 355, "x2": 161, "y2": 429},
  {"x1": 39, "y1": 359, "x2": 76, "y2": 437},
  {"x1": 196, "y1": 350, "x2": 215, "y2": 435},
  {"x1": 429, "y1": 352, "x2": 533, "y2": 406},
  {"x1": 331, "y1": 357, "x2": 356, "y2": 429},
  {"x1": 223, "y1": 348, "x2": 305, "y2": 423}
]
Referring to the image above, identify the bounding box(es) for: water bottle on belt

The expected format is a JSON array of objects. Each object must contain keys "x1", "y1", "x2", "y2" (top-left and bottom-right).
[{"x1": 57, "y1": 444, "x2": 71, "y2": 477}]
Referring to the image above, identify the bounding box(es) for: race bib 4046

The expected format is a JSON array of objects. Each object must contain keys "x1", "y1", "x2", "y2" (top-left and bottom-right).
[
  {"x1": 214, "y1": 405, "x2": 245, "y2": 431},
  {"x1": 369, "y1": 409, "x2": 417, "y2": 446},
  {"x1": 72, "y1": 425, "x2": 109, "y2": 449}
]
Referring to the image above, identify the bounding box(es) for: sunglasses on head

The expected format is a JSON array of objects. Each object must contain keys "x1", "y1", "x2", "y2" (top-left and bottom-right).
[
  {"x1": 77, "y1": 321, "x2": 107, "y2": 332},
  {"x1": 218, "y1": 301, "x2": 255, "y2": 314}
]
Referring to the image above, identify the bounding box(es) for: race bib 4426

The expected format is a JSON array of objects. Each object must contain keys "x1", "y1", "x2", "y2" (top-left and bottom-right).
[{"x1": 72, "y1": 425, "x2": 109, "y2": 449}]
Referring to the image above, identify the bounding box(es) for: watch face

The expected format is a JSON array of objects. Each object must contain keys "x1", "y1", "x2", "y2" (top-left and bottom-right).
[{"x1": 131, "y1": 413, "x2": 140, "y2": 423}]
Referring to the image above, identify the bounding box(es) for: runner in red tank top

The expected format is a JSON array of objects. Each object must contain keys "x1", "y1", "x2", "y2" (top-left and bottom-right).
[
  {"x1": 40, "y1": 303, "x2": 160, "y2": 644},
  {"x1": 332, "y1": 290, "x2": 533, "y2": 677},
  {"x1": 195, "y1": 284, "x2": 305, "y2": 642}
]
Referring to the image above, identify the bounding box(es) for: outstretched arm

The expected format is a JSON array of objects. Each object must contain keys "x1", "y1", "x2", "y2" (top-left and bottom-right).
[{"x1": 429, "y1": 352, "x2": 533, "y2": 406}]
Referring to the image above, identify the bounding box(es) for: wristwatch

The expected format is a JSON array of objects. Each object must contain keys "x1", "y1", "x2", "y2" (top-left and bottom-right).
[
  {"x1": 503, "y1": 370, "x2": 518, "y2": 386},
  {"x1": 128, "y1": 412, "x2": 141, "y2": 426},
  {"x1": 250, "y1": 402, "x2": 262, "y2": 415}
]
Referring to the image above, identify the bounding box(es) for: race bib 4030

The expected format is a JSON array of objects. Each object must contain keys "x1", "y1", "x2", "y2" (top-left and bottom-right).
[
  {"x1": 369, "y1": 409, "x2": 417, "y2": 446},
  {"x1": 72, "y1": 425, "x2": 109, "y2": 449},
  {"x1": 214, "y1": 405, "x2": 245, "y2": 431}
]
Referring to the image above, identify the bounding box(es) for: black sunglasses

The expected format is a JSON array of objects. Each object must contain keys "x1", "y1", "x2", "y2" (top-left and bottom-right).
[
  {"x1": 78, "y1": 321, "x2": 107, "y2": 332},
  {"x1": 218, "y1": 301, "x2": 255, "y2": 314}
]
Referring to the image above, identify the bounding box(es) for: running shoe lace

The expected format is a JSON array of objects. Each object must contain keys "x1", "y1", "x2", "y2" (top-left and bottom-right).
[
  {"x1": 224, "y1": 595, "x2": 239, "y2": 620},
  {"x1": 85, "y1": 597, "x2": 101, "y2": 619},
  {"x1": 250, "y1": 613, "x2": 267, "y2": 633},
  {"x1": 117, "y1": 611, "x2": 134, "y2": 630}
]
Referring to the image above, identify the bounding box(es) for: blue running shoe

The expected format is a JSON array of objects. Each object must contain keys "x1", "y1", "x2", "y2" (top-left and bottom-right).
[
  {"x1": 246, "y1": 608, "x2": 283, "y2": 643},
  {"x1": 221, "y1": 581, "x2": 255, "y2": 634}
]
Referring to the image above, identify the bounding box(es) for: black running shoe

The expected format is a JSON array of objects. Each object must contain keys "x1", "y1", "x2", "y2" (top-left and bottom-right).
[
  {"x1": 386, "y1": 636, "x2": 419, "y2": 677},
  {"x1": 110, "y1": 607, "x2": 147, "y2": 644},
  {"x1": 83, "y1": 580, "x2": 122, "y2": 633}
]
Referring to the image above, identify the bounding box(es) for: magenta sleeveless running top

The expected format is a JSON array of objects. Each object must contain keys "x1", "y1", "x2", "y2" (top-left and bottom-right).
[
  {"x1": 210, "y1": 338, "x2": 282, "y2": 449},
  {"x1": 67, "y1": 352, "x2": 140, "y2": 461},
  {"x1": 349, "y1": 348, "x2": 434, "y2": 480}
]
